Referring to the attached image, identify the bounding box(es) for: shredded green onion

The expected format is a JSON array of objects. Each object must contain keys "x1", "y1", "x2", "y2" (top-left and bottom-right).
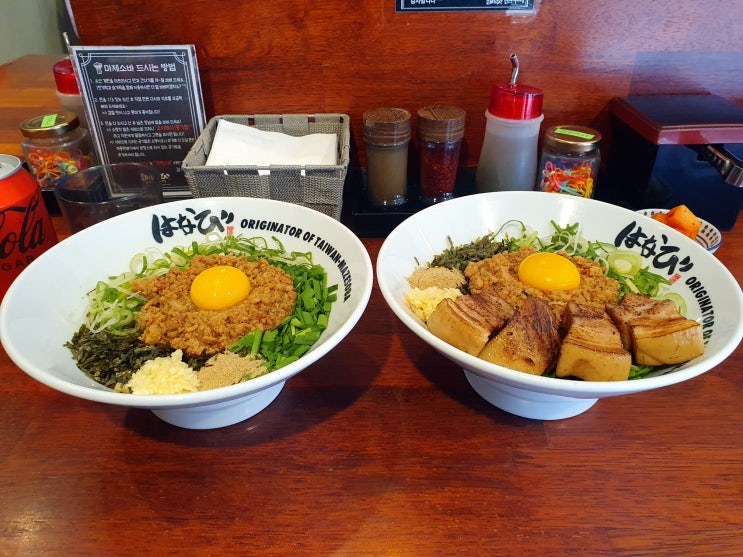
[{"x1": 81, "y1": 234, "x2": 336, "y2": 374}]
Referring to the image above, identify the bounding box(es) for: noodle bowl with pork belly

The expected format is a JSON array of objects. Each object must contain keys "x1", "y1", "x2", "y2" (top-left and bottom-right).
[{"x1": 376, "y1": 191, "x2": 743, "y2": 420}]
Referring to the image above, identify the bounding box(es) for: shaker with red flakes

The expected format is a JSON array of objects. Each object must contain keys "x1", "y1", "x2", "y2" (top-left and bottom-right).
[{"x1": 417, "y1": 106, "x2": 466, "y2": 205}]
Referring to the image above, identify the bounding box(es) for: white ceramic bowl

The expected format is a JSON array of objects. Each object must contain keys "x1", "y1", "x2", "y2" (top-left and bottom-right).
[
  {"x1": 1, "y1": 197, "x2": 373, "y2": 429},
  {"x1": 377, "y1": 192, "x2": 743, "y2": 420},
  {"x1": 637, "y1": 208, "x2": 722, "y2": 253}
]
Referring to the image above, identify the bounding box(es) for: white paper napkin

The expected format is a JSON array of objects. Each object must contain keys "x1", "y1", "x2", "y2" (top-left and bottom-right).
[{"x1": 205, "y1": 119, "x2": 338, "y2": 172}]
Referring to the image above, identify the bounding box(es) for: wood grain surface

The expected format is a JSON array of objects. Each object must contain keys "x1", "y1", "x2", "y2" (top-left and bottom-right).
[
  {"x1": 1, "y1": 48, "x2": 743, "y2": 556},
  {"x1": 65, "y1": 0, "x2": 743, "y2": 170},
  {"x1": 1, "y1": 218, "x2": 742, "y2": 555}
]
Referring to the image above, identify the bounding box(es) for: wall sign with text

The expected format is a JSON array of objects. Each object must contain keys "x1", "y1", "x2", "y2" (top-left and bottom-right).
[
  {"x1": 397, "y1": 0, "x2": 534, "y2": 11},
  {"x1": 71, "y1": 45, "x2": 206, "y2": 198}
]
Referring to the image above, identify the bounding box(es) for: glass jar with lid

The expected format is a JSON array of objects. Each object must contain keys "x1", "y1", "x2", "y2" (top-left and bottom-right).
[
  {"x1": 417, "y1": 105, "x2": 466, "y2": 204},
  {"x1": 536, "y1": 125, "x2": 602, "y2": 198},
  {"x1": 20, "y1": 111, "x2": 95, "y2": 189}
]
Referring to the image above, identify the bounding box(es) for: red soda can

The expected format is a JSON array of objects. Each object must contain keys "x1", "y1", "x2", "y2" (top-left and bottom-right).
[{"x1": 0, "y1": 154, "x2": 58, "y2": 302}]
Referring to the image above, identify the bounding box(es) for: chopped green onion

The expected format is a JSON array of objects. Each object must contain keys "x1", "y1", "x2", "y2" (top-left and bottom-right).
[
  {"x1": 608, "y1": 250, "x2": 643, "y2": 276},
  {"x1": 82, "y1": 234, "x2": 336, "y2": 372}
]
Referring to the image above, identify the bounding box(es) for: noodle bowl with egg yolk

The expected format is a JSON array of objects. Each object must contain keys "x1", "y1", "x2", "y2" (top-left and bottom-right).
[{"x1": 132, "y1": 254, "x2": 297, "y2": 356}]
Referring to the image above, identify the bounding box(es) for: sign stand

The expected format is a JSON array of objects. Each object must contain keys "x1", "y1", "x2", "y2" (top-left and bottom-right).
[{"x1": 71, "y1": 45, "x2": 206, "y2": 199}]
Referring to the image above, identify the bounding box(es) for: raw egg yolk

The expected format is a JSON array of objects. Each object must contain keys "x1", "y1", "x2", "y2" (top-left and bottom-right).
[
  {"x1": 517, "y1": 252, "x2": 581, "y2": 291},
  {"x1": 190, "y1": 265, "x2": 251, "y2": 310}
]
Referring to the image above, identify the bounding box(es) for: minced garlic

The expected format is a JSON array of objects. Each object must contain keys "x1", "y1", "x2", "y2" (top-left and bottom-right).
[
  {"x1": 124, "y1": 349, "x2": 199, "y2": 395},
  {"x1": 405, "y1": 286, "x2": 462, "y2": 322}
]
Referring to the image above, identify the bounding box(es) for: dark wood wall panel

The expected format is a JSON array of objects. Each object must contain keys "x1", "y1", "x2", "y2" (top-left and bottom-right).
[{"x1": 68, "y1": 0, "x2": 743, "y2": 167}]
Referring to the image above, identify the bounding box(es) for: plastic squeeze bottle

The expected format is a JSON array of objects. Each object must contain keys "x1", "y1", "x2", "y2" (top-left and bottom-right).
[
  {"x1": 475, "y1": 54, "x2": 544, "y2": 193},
  {"x1": 53, "y1": 57, "x2": 88, "y2": 130}
]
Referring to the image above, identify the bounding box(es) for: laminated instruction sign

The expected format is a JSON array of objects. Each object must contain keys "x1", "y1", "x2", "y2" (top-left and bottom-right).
[
  {"x1": 398, "y1": 0, "x2": 534, "y2": 10},
  {"x1": 71, "y1": 45, "x2": 206, "y2": 198}
]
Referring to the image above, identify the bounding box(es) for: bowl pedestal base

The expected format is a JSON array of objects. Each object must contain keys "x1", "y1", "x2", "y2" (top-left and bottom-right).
[
  {"x1": 151, "y1": 381, "x2": 285, "y2": 429},
  {"x1": 464, "y1": 371, "x2": 598, "y2": 420}
]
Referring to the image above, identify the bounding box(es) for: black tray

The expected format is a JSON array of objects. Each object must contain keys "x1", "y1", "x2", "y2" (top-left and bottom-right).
[{"x1": 348, "y1": 168, "x2": 476, "y2": 237}]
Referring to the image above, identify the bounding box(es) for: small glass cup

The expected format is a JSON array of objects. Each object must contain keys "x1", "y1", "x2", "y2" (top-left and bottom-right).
[{"x1": 54, "y1": 163, "x2": 163, "y2": 233}]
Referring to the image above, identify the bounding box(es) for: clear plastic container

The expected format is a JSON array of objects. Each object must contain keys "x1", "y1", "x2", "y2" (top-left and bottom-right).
[
  {"x1": 20, "y1": 111, "x2": 95, "y2": 189},
  {"x1": 536, "y1": 125, "x2": 602, "y2": 198},
  {"x1": 363, "y1": 107, "x2": 411, "y2": 207},
  {"x1": 53, "y1": 57, "x2": 88, "y2": 130},
  {"x1": 475, "y1": 83, "x2": 544, "y2": 193}
]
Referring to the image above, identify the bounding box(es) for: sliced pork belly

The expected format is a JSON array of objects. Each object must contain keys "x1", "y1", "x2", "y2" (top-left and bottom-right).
[
  {"x1": 630, "y1": 319, "x2": 704, "y2": 366},
  {"x1": 556, "y1": 303, "x2": 631, "y2": 381},
  {"x1": 606, "y1": 292, "x2": 704, "y2": 366},
  {"x1": 605, "y1": 293, "x2": 679, "y2": 349},
  {"x1": 426, "y1": 288, "x2": 515, "y2": 356},
  {"x1": 478, "y1": 296, "x2": 561, "y2": 375}
]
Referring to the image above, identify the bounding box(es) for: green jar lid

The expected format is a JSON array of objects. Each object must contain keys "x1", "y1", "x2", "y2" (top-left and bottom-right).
[{"x1": 543, "y1": 125, "x2": 602, "y2": 154}]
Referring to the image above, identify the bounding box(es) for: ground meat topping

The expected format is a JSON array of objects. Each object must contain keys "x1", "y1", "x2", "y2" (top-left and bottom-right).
[
  {"x1": 132, "y1": 254, "x2": 297, "y2": 356},
  {"x1": 464, "y1": 247, "x2": 620, "y2": 317}
]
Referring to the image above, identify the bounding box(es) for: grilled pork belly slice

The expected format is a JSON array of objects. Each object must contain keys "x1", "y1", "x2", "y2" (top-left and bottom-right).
[
  {"x1": 630, "y1": 319, "x2": 704, "y2": 366},
  {"x1": 605, "y1": 292, "x2": 704, "y2": 366},
  {"x1": 426, "y1": 288, "x2": 515, "y2": 356},
  {"x1": 479, "y1": 296, "x2": 561, "y2": 375},
  {"x1": 556, "y1": 303, "x2": 631, "y2": 381},
  {"x1": 605, "y1": 293, "x2": 679, "y2": 349}
]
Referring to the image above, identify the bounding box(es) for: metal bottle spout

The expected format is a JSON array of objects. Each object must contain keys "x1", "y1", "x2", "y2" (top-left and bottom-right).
[{"x1": 689, "y1": 144, "x2": 743, "y2": 187}]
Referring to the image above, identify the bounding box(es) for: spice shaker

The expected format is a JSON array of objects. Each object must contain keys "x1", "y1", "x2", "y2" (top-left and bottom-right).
[
  {"x1": 537, "y1": 125, "x2": 602, "y2": 198},
  {"x1": 417, "y1": 106, "x2": 466, "y2": 204},
  {"x1": 0, "y1": 154, "x2": 58, "y2": 302},
  {"x1": 363, "y1": 107, "x2": 412, "y2": 207},
  {"x1": 476, "y1": 54, "x2": 544, "y2": 193},
  {"x1": 20, "y1": 111, "x2": 95, "y2": 189}
]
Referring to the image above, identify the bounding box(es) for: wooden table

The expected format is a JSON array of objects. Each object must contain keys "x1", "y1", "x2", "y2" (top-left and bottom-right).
[{"x1": 2, "y1": 55, "x2": 743, "y2": 556}]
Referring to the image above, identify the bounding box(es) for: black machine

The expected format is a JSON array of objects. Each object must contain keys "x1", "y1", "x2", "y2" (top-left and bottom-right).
[{"x1": 597, "y1": 94, "x2": 743, "y2": 230}]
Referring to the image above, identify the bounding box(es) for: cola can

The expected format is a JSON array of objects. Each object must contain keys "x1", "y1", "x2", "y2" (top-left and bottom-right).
[{"x1": 0, "y1": 154, "x2": 58, "y2": 302}]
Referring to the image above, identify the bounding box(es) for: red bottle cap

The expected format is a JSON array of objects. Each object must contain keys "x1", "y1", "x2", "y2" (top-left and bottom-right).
[
  {"x1": 488, "y1": 83, "x2": 543, "y2": 120},
  {"x1": 53, "y1": 58, "x2": 80, "y2": 95}
]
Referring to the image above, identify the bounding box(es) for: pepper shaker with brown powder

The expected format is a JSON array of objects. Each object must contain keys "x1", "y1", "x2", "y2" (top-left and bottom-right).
[
  {"x1": 417, "y1": 106, "x2": 466, "y2": 204},
  {"x1": 363, "y1": 107, "x2": 412, "y2": 207}
]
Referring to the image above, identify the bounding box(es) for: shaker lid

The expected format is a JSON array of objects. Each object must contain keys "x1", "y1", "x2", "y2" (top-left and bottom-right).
[
  {"x1": 488, "y1": 83, "x2": 543, "y2": 120},
  {"x1": 53, "y1": 58, "x2": 80, "y2": 95},
  {"x1": 543, "y1": 125, "x2": 602, "y2": 153},
  {"x1": 417, "y1": 106, "x2": 466, "y2": 142},
  {"x1": 20, "y1": 112, "x2": 80, "y2": 139},
  {"x1": 363, "y1": 107, "x2": 412, "y2": 145}
]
